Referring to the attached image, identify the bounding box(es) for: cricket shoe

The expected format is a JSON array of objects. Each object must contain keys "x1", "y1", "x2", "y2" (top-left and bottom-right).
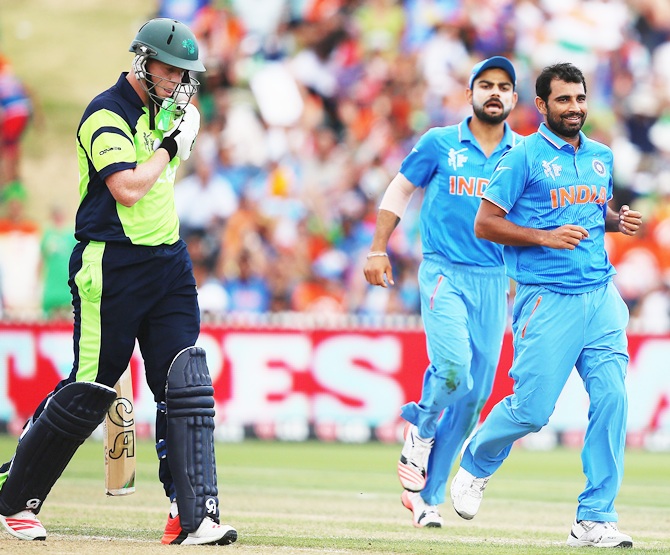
[
  {"x1": 450, "y1": 467, "x2": 489, "y2": 520},
  {"x1": 401, "y1": 490, "x2": 443, "y2": 528},
  {"x1": 0, "y1": 510, "x2": 47, "y2": 541},
  {"x1": 161, "y1": 514, "x2": 237, "y2": 545},
  {"x1": 398, "y1": 423, "x2": 434, "y2": 492},
  {"x1": 566, "y1": 519, "x2": 633, "y2": 548}
]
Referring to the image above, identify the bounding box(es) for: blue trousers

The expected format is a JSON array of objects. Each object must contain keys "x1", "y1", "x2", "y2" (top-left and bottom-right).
[
  {"x1": 461, "y1": 281, "x2": 629, "y2": 522},
  {"x1": 401, "y1": 255, "x2": 508, "y2": 505}
]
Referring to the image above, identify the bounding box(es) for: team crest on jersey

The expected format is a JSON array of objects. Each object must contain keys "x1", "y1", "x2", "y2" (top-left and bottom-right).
[
  {"x1": 448, "y1": 147, "x2": 468, "y2": 170},
  {"x1": 542, "y1": 156, "x2": 562, "y2": 180},
  {"x1": 592, "y1": 159, "x2": 606, "y2": 177}
]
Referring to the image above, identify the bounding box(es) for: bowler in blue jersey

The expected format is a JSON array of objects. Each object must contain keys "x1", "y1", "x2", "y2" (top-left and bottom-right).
[
  {"x1": 451, "y1": 62, "x2": 642, "y2": 549},
  {"x1": 364, "y1": 56, "x2": 522, "y2": 528}
]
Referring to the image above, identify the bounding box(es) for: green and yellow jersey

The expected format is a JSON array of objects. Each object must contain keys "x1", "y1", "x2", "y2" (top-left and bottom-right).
[{"x1": 75, "y1": 72, "x2": 181, "y2": 246}]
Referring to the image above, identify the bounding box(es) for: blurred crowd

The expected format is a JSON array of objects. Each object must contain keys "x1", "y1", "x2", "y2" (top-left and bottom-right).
[{"x1": 2, "y1": 0, "x2": 670, "y2": 332}]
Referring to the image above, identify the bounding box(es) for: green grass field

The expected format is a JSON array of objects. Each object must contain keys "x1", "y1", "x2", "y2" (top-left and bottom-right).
[{"x1": 0, "y1": 436, "x2": 668, "y2": 554}]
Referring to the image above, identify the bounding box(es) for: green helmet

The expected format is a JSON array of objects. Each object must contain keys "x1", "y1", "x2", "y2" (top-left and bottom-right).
[{"x1": 129, "y1": 18, "x2": 205, "y2": 73}]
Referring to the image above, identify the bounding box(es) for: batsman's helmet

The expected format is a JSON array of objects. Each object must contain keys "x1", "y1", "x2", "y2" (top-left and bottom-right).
[
  {"x1": 129, "y1": 18, "x2": 205, "y2": 115},
  {"x1": 129, "y1": 18, "x2": 205, "y2": 73}
]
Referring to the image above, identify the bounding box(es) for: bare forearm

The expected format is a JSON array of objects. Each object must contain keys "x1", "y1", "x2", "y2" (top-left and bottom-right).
[
  {"x1": 475, "y1": 214, "x2": 548, "y2": 246},
  {"x1": 475, "y1": 201, "x2": 588, "y2": 250},
  {"x1": 369, "y1": 209, "x2": 400, "y2": 251},
  {"x1": 605, "y1": 205, "x2": 621, "y2": 232},
  {"x1": 364, "y1": 209, "x2": 399, "y2": 287}
]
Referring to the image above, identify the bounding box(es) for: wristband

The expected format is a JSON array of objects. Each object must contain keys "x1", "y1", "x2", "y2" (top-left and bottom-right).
[
  {"x1": 366, "y1": 251, "x2": 388, "y2": 259},
  {"x1": 159, "y1": 135, "x2": 178, "y2": 161}
]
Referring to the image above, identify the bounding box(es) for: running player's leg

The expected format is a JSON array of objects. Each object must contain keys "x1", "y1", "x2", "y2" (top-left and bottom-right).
[
  {"x1": 460, "y1": 286, "x2": 583, "y2": 477},
  {"x1": 575, "y1": 282, "x2": 629, "y2": 522},
  {"x1": 452, "y1": 287, "x2": 584, "y2": 520},
  {"x1": 398, "y1": 259, "x2": 473, "y2": 491},
  {"x1": 422, "y1": 269, "x2": 507, "y2": 505},
  {"x1": 400, "y1": 259, "x2": 474, "y2": 438}
]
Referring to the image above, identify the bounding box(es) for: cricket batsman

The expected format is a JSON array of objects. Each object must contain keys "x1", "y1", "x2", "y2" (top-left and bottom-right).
[{"x1": 0, "y1": 18, "x2": 237, "y2": 546}]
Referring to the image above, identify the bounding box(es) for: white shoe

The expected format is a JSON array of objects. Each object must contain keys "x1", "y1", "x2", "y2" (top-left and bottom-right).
[
  {"x1": 162, "y1": 514, "x2": 237, "y2": 545},
  {"x1": 566, "y1": 519, "x2": 633, "y2": 548},
  {"x1": 401, "y1": 490, "x2": 443, "y2": 528},
  {"x1": 450, "y1": 467, "x2": 489, "y2": 520},
  {"x1": 398, "y1": 423, "x2": 434, "y2": 492},
  {"x1": 0, "y1": 510, "x2": 47, "y2": 541}
]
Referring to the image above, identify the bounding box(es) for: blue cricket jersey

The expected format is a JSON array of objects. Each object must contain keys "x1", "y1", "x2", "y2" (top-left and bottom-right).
[
  {"x1": 483, "y1": 122, "x2": 616, "y2": 293},
  {"x1": 400, "y1": 117, "x2": 522, "y2": 267}
]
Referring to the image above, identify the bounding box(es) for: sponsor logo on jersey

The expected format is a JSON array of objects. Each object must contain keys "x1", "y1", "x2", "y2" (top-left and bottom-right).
[
  {"x1": 448, "y1": 147, "x2": 468, "y2": 170},
  {"x1": 99, "y1": 146, "x2": 122, "y2": 156},
  {"x1": 550, "y1": 185, "x2": 607, "y2": 208}
]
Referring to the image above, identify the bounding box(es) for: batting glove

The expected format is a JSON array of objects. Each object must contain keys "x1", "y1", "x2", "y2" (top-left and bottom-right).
[{"x1": 155, "y1": 103, "x2": 201, "y2": 161}]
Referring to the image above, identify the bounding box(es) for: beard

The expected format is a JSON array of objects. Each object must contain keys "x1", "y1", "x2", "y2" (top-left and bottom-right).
[
  {"x1": 473, "y1": 101, "x2": 510, "y2": 125},
  {"x1": 546, "y1": 109, "x2": 586, "y2": 138}
]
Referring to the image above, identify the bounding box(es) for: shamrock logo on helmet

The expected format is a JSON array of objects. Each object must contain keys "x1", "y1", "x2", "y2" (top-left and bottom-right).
[{"x1": 182, "y1": 39, "x2": 196, "y2": 55}]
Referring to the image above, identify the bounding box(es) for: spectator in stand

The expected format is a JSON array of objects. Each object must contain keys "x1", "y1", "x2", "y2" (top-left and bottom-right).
[
  {"x1": 184, "y1": 229, "x2": 229, "y2": 320},
  {"x1": 225, "y1": 249, "x2": 271, "y2": 314},
  {"x1": 0, "y1": 54, "x2": 34, "y2": 195},
  {"x1": 174, "y1": 134, "x2": 238, "y2": 239},
  {"x1": 293, "y1": 248, "x2": 348, "y2": 313},
  {"x1": 155, "y1": 0, "x2": 210, "y2": 27},
  {"x1": 0, "y1": 182, "x2": 41, "y2": 319},
  {"x1": 39, "y1": 205, "x2": 77, "y2": 320}
]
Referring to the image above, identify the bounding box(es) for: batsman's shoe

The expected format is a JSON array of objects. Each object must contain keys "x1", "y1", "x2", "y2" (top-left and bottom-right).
[
  {"x1": 450, "y1": 467, "x2": 489, "y2": 520},
  {"x1": 161, "y1": 514, "x2": 237, "y2": 546},
  {"x1": 0, "y1": 510, "x2": 47, "y2": 541},
  {"x1": 398, "y1": 423, "x2": 434, "y2": 492},
  {"x1": 401, "y1": 490, "x2": 443, "y2": 528},
  {"x1": 566, "y1": 520, "x2": 633, "y2": 548}
]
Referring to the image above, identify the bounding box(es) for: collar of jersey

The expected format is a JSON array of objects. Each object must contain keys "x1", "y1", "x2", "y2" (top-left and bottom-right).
[
  {"x1": 117, "y1": 72, "x2": 145, "y2": 109},
  {"x1": 459, "y1": 116, "x2": 514, "y2": 149},
  {"x1": 538, "y1": 122, "x2": 588, "y2": 153}
]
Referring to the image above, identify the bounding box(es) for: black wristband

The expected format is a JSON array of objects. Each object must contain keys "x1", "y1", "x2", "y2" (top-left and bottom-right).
[{"x1": 159, "y1": 134, "x2": 178, "y2": 161}]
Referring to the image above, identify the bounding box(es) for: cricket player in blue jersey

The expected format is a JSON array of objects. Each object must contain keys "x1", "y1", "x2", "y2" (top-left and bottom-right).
[
  {"x1": 0, "y1": 18, "x2": 237, "y2": 546},
  {"x1": 364, "y1": 56, "x2": 521, "y2": 528},
  {"x1": 451, "y1": 62, "x2": 642, "y2": 548}
]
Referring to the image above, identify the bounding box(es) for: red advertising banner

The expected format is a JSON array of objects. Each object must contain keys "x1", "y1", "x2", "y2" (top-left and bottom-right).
[{"x1": 0, "y1": 322, "x2": 668, "y2": 448}]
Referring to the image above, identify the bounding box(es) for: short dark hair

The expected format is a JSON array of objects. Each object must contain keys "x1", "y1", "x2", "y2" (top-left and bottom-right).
[{"x1": 535, "y1": 63, "x2": 586, "y2": 103}]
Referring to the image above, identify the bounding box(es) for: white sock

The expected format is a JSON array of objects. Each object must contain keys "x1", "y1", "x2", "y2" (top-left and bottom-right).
[{"x1": 170, "y1": 501, "x2": 178, "y2": 518}]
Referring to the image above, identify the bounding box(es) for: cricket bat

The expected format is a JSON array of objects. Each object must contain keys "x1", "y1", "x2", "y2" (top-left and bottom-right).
[{"x1": 104, "y1": 366, "x2": 136, "y2": 495}]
